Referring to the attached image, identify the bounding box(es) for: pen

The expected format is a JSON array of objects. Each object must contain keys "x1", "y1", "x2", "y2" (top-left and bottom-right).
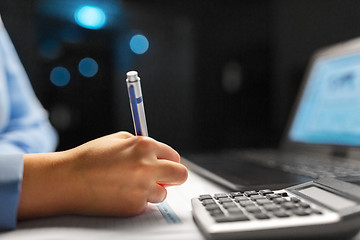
[{"x1": 126, "y1": 71, "x2": 148, "y2": 136}]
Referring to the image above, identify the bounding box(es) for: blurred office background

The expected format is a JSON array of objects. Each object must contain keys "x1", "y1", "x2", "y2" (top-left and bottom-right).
[{"x1": 1, "y1": 0, "x2": 360, "y2": 153}]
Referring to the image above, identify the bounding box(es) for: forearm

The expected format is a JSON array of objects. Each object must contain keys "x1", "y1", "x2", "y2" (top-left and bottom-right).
[{"x1": 17, "y1": 152, "x2": 74, "y2": 219}]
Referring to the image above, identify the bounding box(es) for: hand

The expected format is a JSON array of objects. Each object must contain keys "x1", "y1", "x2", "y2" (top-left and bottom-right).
[{"x1": 18, "y1": 132, "x2": 188, "y2": 219}]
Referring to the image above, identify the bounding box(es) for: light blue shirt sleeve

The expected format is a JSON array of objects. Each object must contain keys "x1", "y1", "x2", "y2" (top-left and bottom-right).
[
  {"x1": 0, "y1": 154, "x2": 23, "y2": 230},
  {"x1": 0, "y1": 18, "x2": 58, "y2": 230}
]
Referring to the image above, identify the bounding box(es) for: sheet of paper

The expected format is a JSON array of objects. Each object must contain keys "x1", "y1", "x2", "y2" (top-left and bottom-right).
[{"x1": 0, "y1": 171, "x2": 223, "y2": 240}]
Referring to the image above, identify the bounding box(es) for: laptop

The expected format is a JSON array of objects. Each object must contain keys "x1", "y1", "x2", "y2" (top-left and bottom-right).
[{"x1": 183, "y1": 37, "x2": 360, "y2": 191}]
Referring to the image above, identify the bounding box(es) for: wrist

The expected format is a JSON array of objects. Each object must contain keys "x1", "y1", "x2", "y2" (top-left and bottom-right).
[{"x1": 17, "y1": 151, "x2": 75, "y2": 219}]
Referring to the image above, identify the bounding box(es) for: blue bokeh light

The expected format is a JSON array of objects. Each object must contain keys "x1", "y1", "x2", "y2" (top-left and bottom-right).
[
  {"x1": 50, "y1": 66, "x2": 70, "y2": 87},
  {"x1": 130, "y1": 34, "x2": 149, "y2": 54},
  {"x1": 74, "y1": 5, "x2": 106, "y2": 30},
  {"x1": 78, "y1": 57, "x2": 99, "y2": 78}
]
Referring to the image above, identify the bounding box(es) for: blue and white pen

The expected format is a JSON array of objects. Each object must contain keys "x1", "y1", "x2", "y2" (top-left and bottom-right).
[{"x1": 126, "y1": 71, "x2": 148, "y2": 136}]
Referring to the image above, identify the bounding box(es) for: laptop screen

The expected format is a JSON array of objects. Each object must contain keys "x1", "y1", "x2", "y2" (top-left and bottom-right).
[{"x1": 289, "y1": 52, "x2": 360, "y2": 146}]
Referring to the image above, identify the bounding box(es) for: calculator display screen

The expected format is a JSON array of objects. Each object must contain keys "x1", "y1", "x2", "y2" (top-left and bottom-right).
[{"x1": 299, "y1": 186, "x2": 357, "y2": 210}]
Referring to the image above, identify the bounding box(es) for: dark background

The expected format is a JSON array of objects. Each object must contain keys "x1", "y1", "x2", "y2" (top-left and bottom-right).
[{"x1": 1, "y1": 0, "x2": 360, "y2": 154}]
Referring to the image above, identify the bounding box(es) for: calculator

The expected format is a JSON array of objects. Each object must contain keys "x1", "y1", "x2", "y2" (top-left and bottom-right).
[{"x1": 191, "y1": 178, "x2": 360, "y2": 239}]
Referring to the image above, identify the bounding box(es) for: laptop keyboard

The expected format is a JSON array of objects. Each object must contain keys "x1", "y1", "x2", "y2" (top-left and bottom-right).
[{"x1": 241, "y1": 150, "x2": 360, "y2": 179}]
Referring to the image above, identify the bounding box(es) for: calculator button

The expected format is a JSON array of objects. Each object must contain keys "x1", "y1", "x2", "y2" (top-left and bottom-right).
[
  {"x1": 214, "y1": 193, "x2": 228, "y2": 199},
  {"x1": 281, "y1": 202, "x2": 297, "y2": 209},
  {"x1": 229, "y1": 192, "x2": 243, "y2": 198},
  {"x1": 206, "y1": 204, "x2": 221, "y2": 211},
  {"x1": 266, "y1": 194, "x2": 281, "y2": 200},
  {"x1": 273, "y1": 210, "x2": 290, "y2": 218},
  {"x1": 218, "y1": 198, "x2": 233, "y2": 204},
  {"x1": 234, "y1": 196, "x2": 248, "y2": 202},
  {"x1": 214, "y1": 214, "x2": 249, "y2": 223},
  {"x1": 227, "y1": 207, "x2": 244, "y2": 215},
  {"x1": 311, "y1": 209, "x2": 323, "y2": 215},
  {"x1": 244, "y1": 191, "x2": 258, "y2": 197},
  {"x1": 209, "y1": 209, "x2": 224, "y2": 217},
  {"x1": 258, "y1": 189, "x2": 274, "y2": 195},
  {"x1": 250, "y1": 195, "x2": 266, "y2": 201},
  {"x1": 299, "y1": 202, "x2": 311, "y2": 208},
  {"x1": 245, "y1": 205, "x2": 262, "y2": 213},
  {"x1": 223, "y1": 202, "x2": 238, "y2": 209},
  {"x1": 253, "y1": 212, "x2": 270, "y2": 219},
  {"x1": 256, "y1": 199, "x2": 272, "y2": 205},
  {"x1": 290, "y1": 197, "x2": 301, "y2": 203},
  {"x1": 292, "y1": 208, "x2": 310, "y2": 216},
  {"x1": 263, "y1": 203, "x2": 280, "y2": 211},
  {"x1": 272, "y1": 198, "x2": 286, "y2": 204},
  {"x1": 199, "y1": 194, "x2": 213, "y2": 201},
  {"x1": 202, "y1": 199, "x2": 216, "y2": 206},
  {"x1": 278, "y1": 192, "x2": 288, "y2": 197},
  {"x1": 239, "y1": 201, "x2": 255, "y2": 207}
]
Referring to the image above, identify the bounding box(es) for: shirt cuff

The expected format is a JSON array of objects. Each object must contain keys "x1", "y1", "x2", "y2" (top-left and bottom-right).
[{"x1": 0, "y1": 154, "x2": 23, "y2": 230}]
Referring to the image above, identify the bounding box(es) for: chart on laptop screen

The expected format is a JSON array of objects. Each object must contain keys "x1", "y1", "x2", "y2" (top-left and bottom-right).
[{"x1": 290, "y1": 53, "x2": 360, "y2": 146}]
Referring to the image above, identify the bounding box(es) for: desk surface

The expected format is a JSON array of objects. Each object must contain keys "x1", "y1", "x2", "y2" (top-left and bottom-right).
[{"x1": 0, "y1": 170, "x2": 359, "y2": 240}]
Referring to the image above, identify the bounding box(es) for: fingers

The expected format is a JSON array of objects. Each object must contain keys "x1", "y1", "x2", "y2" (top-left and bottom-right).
[
  {"x1": 147, "y1": 183, "x2": 167, "y2": 203},
  {"x1": 124, "y1": 135, "x2": 180, "y2": 163},
  {"x1": 154, "y1": 141, "x2": 181, "y2": 163},
  {"x1": 96, "y1": 132, "x2": 179, "y2": 163},
  {"x1": 130, "y1": 136, "x2": 186, "y2": 185},
  {"x1": 108, "y1": 132, "x2": 186, "y2": 205},
  {"x1": 155, "y1": 160, "x2": 188, "y2": 185},
  {"x1": 147, "y1": 162, "x2": 187, "y2": 203},
  {"x1": 139, "y1": 137, "x2": 181, "y2": 163},
  {"x1": 114, "y1": 131, "x2": 134, "y2": 139}
]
